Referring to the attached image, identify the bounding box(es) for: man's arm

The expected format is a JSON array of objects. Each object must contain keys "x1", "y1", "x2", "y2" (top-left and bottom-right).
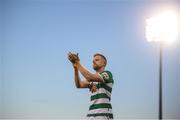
[
  {"x1": 68, "y1": 52, "x2": 103, "y2": 83},
  {"x1": 74, "y1": 66, "x2": 90, "y2": 88},
  {"x1": 75, "y1": 62, "x2": 104, "y2": 82}
]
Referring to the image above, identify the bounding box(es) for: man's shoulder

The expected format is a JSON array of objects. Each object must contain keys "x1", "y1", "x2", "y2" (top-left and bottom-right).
[{"x1": 100, "y1": 70, "x2": 114, "y2": 83}]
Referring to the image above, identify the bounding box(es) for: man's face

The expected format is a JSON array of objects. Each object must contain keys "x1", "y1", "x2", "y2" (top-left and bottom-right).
[{"x1": 93, "y1": 55, "x2": 105, "y2": 70}]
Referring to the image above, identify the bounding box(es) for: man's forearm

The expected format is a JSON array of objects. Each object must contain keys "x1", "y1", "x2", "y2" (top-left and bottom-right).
[
  {"x1": 75, "y1": 62, "x2": 97, "y2": 81},
  {"x1": 74, "y1": 66, "x2": 90, "y2": 88},
  {"x1": 74, "y1": 67, "x2": 81, "y2": 88}
]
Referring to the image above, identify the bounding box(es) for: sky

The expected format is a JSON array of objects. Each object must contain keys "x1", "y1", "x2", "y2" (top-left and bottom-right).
[{"x1": 0, "y1": 0, "x2": 180, "y2": 119}]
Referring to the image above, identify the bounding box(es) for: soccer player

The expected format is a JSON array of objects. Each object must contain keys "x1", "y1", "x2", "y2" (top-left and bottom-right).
[{"x1": 68, "y1": 52, "x2": 114, "y2": 120}]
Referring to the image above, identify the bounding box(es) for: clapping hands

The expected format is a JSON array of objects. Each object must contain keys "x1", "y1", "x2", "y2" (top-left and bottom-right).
[{"x1": 68, "y1": 52, "x2": 80, "y2": 64}]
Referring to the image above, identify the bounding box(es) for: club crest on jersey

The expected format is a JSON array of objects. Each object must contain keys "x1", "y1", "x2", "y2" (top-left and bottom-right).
[{"x1": 102, "y1": 72, "x2": 109, "y2": 80}]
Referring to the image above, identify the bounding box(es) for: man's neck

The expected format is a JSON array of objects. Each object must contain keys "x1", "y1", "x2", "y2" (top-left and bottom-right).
[{"x1": 96, "y1": 67, "x2": 105, "y2": 73}]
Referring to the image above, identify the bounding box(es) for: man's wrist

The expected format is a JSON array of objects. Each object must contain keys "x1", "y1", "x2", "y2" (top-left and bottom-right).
[
  {"x1": 75, "y1": 61, "x2": 80, "y2": 65},
  {"x1": 73, "y1": 61, "x2": 80, "y2": 68}
]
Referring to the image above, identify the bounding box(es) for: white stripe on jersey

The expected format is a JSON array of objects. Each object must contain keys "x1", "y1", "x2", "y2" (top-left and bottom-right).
[
  {"x1": 88, "y1": 108, "x2": 112, "y2": 114},
  {"x1": 106, "y1": 83, "x2": 113, "y2": 88},
  {"x1": 86, "y1": 116, "x2": 112, "y2": 120},
  {"x1": 90, "y1": 98, "x2": 110, "y2": 105},
  {"x1": 98, "y1": 88, "x2": 111, "y2": 97}
]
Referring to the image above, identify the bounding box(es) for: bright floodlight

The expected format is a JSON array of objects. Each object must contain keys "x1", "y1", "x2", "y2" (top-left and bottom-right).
[{"x1": 146, "y1": 10, "x2": 178, "y2": 44}]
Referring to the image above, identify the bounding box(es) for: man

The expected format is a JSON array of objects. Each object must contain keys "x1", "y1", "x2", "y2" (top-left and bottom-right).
[{"x1": 68, "y1": 52, "x2": 114, "y2": 120}]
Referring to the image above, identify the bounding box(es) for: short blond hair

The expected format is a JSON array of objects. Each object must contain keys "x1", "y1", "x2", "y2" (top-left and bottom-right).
[{"x1": 93, "y1": 53, "x2": 107, "y2": 66}]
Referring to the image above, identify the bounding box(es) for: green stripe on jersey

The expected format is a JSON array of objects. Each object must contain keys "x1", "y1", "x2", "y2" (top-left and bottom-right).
[
  {"x1": 104, "y1": 80, "x2": 114, "y2": 83},
  {"x1": 91, "y1": 93, "x2": 110, "y2": 101},
  {"x1": 87, "y1": 113, "x2": 113, "y2": 119},
  {"x1": 89, "y1": 103, "x2": 112, "y2": 110},
  {"x1": 96, "y1": 83, "x2": 112, "y2": 93}
]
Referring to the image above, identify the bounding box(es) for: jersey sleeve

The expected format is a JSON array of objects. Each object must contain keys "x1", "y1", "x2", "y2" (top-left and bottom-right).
[{"x1": 100, "y1": 71, "x2": 114, "y2": 83}]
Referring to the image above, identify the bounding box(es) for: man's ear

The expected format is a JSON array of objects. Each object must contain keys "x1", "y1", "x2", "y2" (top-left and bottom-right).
[{"x1": 103, "y1": 59, "x2": 106, "y2": 67}]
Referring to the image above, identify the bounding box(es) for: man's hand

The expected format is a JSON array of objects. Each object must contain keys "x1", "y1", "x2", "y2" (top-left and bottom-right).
[
  {"x1": 89, "y1": 82, "x2": 97, "y2": 93},
  {"x1": 68, "y1": 52, "x2": 80, "y2": 64}
]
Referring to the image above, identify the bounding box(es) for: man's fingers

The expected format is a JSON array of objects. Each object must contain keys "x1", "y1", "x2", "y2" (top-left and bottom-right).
[
  {"x1": 68, "y1": 53, "x2": 75, "y2": 60},
  {"x1": 68, "y1": 53, "x2": 72, "y2": 59},
  {"x1": 72, "y1": 54, "x2": 77, "y2": 59},
  {"x1": 68, "y1": 55, "x2": 74, "y2": 62},
  {"x1": 68, "y1": 52, "x2": 73, "y2": 60},
  {"x1": 68, "y1": 52, "x2": 80, "y2": 64},
  {"x1": 68, "y1": 52, "x2": 78, "y2": 57},
  {"x1": 71, "y1": 54, "x2": 78, "y2": 59},
  {"x1": 68, "y1": 55, "x2": 71, "y2": 60},
  {"x1": 68, "y1": 52, "x2": 72, "y2": 56},
  {"x1": 68, "y1": 52, "x2": 76, "y2": 58}
]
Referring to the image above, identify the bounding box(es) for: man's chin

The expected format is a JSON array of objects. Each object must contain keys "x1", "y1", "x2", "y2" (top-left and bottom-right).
[{"x1": 93, "y1": 66, "x2": 99, "y2": 71}]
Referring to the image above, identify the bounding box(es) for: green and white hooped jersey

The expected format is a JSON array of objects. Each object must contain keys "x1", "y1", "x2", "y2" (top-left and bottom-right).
[{"x1": 87, "y1": 70, "x2": 114, "y2": 119}]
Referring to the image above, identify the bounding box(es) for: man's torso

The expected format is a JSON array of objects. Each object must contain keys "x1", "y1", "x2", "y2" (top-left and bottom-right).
[{"x1": 87, "y1": 71, "x2": 114, "y2": 119}]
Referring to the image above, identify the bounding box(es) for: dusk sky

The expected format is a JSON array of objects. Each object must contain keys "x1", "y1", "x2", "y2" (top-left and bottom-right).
[{"x1": 0, "y1": 0, "x2": 180, "y2": 119}]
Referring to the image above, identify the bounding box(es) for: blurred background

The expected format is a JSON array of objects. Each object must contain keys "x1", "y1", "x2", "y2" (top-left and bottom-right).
[{"x1": 0, "y1": 0, "x2": 180, "y2": 119}]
